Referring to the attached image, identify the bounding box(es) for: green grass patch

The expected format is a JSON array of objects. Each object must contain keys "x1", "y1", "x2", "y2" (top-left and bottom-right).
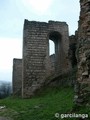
[{"x1": 0, "y1": 87, "x2": 90, "y2": 120}]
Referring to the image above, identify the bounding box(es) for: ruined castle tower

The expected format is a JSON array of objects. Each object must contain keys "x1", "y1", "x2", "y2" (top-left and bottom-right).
[
  {"x1": 22, "y1": 20, "x2": 71, "y2": 98},
  {"x1": 75, "y1": 0, "x2": 90, "y2": 104}
]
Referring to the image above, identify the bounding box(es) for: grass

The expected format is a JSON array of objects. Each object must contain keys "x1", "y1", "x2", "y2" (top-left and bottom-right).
[{"x1": 0, "y1": 87, "x2": 90, "y2": 120}]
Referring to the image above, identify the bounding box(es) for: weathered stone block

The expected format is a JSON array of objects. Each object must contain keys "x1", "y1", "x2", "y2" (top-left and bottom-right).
[
  {"x1": 75, "y1": 0, "x2": 90, "y2": 105},
  {"x1": 12, "y1": 59, "x2": 22, "y2": 96}
]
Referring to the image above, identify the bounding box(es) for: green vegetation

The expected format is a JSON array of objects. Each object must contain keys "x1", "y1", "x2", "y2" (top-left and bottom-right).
[
  {"x1": 0, "y1": 81, "x2": 12, "y2": 99},
  {"x1": 0, "y1": 87, "x2": 90, "y2": 120}
]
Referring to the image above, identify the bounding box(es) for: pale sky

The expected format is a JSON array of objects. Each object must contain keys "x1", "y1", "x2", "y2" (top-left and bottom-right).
[{"x1": 0, "y1": 0, "x2": 80, "y2": 82}]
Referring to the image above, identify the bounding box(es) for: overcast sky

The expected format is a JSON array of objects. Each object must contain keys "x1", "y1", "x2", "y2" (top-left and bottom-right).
[{"x1": 0, "y1": 0, "x2": 80, "y2": 82}]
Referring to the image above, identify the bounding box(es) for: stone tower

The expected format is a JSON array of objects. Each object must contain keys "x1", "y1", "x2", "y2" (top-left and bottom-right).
[
  {"x1": 75, "y1": 0, "x2": 90, "y2": 104},
  {"x1": 22, "y1": 20, "x2": 71, "y2": 98}
]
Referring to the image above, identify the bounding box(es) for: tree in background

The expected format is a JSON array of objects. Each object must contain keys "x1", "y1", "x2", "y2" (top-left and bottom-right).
[{"x1": 0, "y1": 82, "x2": 12, "y2": 99}]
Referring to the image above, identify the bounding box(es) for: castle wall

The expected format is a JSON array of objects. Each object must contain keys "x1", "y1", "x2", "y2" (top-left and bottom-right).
[
  {"x1": 12, "y1": 59, "x2": 22, "y2": 96},
  {"x1": 22, "y1": 20, "x2": 71, "y2": 98},
  {"x1": 69, "y1": 35, "x2": 77, "y2": 67},
  {"x1": 75, "y1": 0, "x2": 90, "y2": 105}
]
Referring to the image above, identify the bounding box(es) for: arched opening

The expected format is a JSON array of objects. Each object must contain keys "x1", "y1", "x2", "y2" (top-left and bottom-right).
[
  {"x1": 49, "y1": 40, "x2": 55, "y2": 55},
  {"x1": 48, "y1": 31, "x2": 61, "y2": 73},
  {"x1": 49, "y1": 31, "x2": 61, "y2": 56}
]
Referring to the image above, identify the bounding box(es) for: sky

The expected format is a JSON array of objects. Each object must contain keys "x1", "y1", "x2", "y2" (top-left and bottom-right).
[{"x1": 0, "y1": 0, "x2": 80, "y2": 82}]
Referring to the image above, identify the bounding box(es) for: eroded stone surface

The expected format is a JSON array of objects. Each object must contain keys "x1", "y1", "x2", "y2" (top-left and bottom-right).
[{"x1": 75, "y1": 0, "x2": 90, "y2": 105}]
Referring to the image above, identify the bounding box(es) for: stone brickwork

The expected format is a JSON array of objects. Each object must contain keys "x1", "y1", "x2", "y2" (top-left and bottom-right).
[
  {"x1": 22, "y1": 20, "x2": 71, "y2": 98},
  {"x1": 75, "y1": 0, "x2": 90, "y2": 105},
  {"x1": 69, "y1": 34, "x2": 77, "y2": 68},
  {"x1": 49, "y1": 54, "x2": 55, "y2": 74},
  {"x1": 12, "y1": 0, "x2": 90, "y2": 103},
  {"x1": 12, "y1": 59, "x2": 22, "y2": 96}
]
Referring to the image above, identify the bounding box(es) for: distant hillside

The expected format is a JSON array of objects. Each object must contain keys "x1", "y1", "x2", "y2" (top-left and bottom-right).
[{"x1": 0, "y1": 80, "x2": 11, "y2": 85}]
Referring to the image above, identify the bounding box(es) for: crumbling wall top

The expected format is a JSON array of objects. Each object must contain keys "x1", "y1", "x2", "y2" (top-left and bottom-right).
[{"x1": 24, "y1": 19, "x2": 68, "y2": 29}]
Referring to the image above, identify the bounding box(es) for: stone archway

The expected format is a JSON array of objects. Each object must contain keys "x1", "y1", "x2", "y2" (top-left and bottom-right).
[{"x1": 48, "y1": 31, "x2": 62, "y2": 74}]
